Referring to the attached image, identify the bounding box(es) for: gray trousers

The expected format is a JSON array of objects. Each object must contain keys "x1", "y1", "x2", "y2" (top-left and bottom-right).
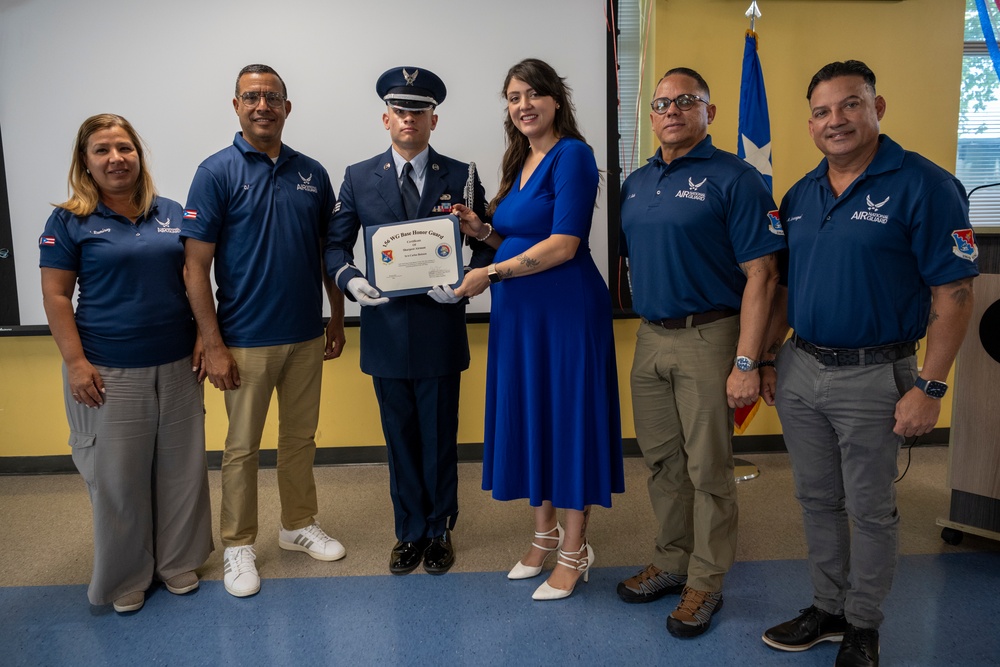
[
  {"x1": 64, "y1": 357, "x2": 214, "y2": 605},
  {"x1": 775, "y1": 340, "x2": 917, "y2": 628}
]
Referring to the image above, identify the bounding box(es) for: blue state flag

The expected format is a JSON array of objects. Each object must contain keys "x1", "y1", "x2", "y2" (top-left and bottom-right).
[{"x1": 737, "y1": 31, "x2": 772, "y2": 191}]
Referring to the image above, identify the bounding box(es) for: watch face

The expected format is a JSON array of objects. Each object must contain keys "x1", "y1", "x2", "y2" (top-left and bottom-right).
[
  {"x1": 926, "y1": 381, "x2": 948, "y2": 399},
  {"x1": 735, "y1": 356, "x2": 755, "y2": 372},
  {"x1": 917, "y1": 377, "x2": 948, "y2": 399}
]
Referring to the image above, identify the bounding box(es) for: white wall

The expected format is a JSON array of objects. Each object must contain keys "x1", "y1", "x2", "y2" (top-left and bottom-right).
[{"x1": 0, "y1": 0, "x2": 609, "y2": 327}]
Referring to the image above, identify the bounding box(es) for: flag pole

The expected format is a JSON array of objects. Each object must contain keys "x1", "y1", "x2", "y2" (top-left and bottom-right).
[{"x1": 745, "y1": 0, "x2": 760, "y2": 34}]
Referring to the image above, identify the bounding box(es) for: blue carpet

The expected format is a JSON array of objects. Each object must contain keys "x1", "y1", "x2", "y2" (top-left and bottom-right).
[{"x1": 1, "y1": 552, "x2": 997, "y2": 666}]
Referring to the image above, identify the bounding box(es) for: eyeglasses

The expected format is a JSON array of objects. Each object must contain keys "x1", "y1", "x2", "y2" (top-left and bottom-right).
[
  {"x1": 239, "y1": 91, "x2": 286, "y2": 108},
  {"x1": 650, "y1": 94, "x2": 708, "y2": 114}
]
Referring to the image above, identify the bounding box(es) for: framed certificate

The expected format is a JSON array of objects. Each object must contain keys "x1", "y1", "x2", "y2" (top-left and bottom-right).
[{"x1": 364, "y1": 214, "x2": 464, "y2": 298}]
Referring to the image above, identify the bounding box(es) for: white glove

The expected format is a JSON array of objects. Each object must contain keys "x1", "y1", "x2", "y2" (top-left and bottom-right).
[
  {"x1": 427, "y1": 284, "x2": 462, "y2": 304},
  {"x1": 347, "y1": 276, "x2": 389, "y2": 307}
]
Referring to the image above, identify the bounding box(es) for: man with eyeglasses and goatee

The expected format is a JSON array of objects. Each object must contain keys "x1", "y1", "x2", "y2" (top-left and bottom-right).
[
  {"x1": 616, "y1": 67, "x2": 784, "y2": 639},
  {"x1": 182, "y1": 63, "x2": 348, "y2": 599}
]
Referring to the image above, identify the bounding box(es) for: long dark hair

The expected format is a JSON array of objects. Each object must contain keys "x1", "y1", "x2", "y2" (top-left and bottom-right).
[{"x1": 490, "y1": 58, "x2": 590, "y2": 216}]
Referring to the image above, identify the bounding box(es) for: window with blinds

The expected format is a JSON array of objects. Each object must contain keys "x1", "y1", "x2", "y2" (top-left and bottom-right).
[
  {"x1": 617, "y1": 1, "x2": 644, "y2": 183},
  {"x1": 959, "y1": 3, "x2": 1000, "y2": 226}
]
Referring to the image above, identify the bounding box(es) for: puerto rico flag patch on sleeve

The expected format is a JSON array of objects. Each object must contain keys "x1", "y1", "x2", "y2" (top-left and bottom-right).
[
  {"x1": 951, "y1": 228, "x2": 978, "y2": 262},
  {"x1": 183, "y1": 209, "x2": 198, "y2": 220},
  {"x1": 39, "y1": 235, "x2": 56, "y2": 246}
]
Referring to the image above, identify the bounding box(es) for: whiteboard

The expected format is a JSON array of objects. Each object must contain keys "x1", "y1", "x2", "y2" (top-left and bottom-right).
[{"x1": 0, "y1": 0, "x2": 609, "y2": 329}]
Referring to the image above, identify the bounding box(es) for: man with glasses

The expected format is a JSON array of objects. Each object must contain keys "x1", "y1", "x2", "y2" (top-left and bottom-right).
[
  {"x1": 325, "y1": 66, "x2": 493, "y2": 576},
  {"x1": 760, "y1": 60, "x2": 978, "y2": 667},
  {"x1": 182, "y1": 64, "x2": 347, "y2": 599},
  {"x1": 616, "y1": 67, "x2": 784, "y2": 638}
]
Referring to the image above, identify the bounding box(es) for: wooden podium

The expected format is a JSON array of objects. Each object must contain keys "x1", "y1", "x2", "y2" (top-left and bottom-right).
[{"x1": 937, "y1": 231, "x2": 1000, "y2": 545}]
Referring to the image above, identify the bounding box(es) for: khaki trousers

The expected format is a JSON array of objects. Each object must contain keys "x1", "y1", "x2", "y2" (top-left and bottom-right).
[
  {"x1": 220, "y1": 336, "x2": 324, "y2": 546},
  {"x1": 629, "y1": 317, "x2": 739, "y2": 592}
]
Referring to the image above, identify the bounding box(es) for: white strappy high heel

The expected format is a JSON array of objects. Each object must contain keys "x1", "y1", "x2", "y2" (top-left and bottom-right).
[
  {"x1": 507, "y1": 522, "x2": 565, "y2": 580},
  {"x1": 531, "y1": 543, "x2": 594, "y2": 600}
]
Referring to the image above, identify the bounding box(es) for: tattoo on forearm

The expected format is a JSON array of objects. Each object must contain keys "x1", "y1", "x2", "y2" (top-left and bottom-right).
[
  {"x1": 738, "y1": 253, "x2": 775, "y2": 277},
  {"x1": 767, "y1": 341, "x2": 781, "y2": 355},
  {"x1": 499, "y1": 267, "x2": 515, "y2": 279},
  {"x1": 950, "y1": 283, "x2": 973, "y2": 307},
  {"x1": 928, "y1": 308, "x2": 939, "y2": 325},
  {"x1": 516, "y1": 253, "x2": 541, "y2": 269}
]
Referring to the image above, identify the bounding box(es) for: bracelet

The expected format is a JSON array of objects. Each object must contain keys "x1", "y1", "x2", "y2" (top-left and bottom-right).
[
  {"x1": 476, "y1": 223, "x2": 493, "y2": 242},
  {"x1": 758, "y1": 360, "x2": 775, "y2": 368}
]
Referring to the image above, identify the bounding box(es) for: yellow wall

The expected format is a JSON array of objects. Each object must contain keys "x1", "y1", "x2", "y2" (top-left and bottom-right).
[
  {"x1": 0, "y1": 0, "x2": 965, "y2": 458},
  {"x1": 0, "y1": 321, "x2": 638, "y2": 457}
]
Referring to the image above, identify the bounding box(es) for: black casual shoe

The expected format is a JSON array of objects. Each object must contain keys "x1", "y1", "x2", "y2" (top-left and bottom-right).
[
  {"x1": 616, "y1": 564, "x2": 687, "y2": 603},
  {"x1": 836, "y1": 624, "x2": 879, "y2": 667},
  {"x1": 389, "y1": 539, "x2": 428, "y2": 575},
  {"x1": 423, "y1": 531, "x2": 455, "y2": 575},
  {"x1": 666, "y1": 586, "x2": 724, "y2": 638},
  {"x1": 762, "y1": 605, "x2": 848, "y2": 651}
]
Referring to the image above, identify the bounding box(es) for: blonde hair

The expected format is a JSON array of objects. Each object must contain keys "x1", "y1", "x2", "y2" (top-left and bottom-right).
[{"x1": 56, "y1": 114, "x2": 157, "y2": 217}]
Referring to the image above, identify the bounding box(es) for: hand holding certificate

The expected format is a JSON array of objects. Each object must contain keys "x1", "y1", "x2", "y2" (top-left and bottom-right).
[{"x1": 364, "y1": 214, "x2": 464, "y2": 298}]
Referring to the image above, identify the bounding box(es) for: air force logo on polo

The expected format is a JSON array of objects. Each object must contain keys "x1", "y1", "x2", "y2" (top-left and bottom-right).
[
  {"x1": 850, "y1": 194, "x2": 890, "y2": 224},
  {"x1": 297, "y1": 172, "x2": 318, "y2": 193},
  {"x1": 156, "y1": 217, "x2": 180, "y2": 233},
  {"x1": 676, "y1": 177, "x2": 707, "y2": 201}
]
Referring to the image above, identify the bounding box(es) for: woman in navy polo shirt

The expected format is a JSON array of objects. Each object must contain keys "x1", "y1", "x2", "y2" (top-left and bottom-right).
[{"x1": 39, "y1": 114, "x2": 213, "y2": 613}]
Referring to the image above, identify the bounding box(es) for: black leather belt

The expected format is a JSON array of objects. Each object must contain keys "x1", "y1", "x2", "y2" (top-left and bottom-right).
[
  {"x1": 643, "y1": 309, "x2": 739, "y2": 330},
  {"x1": 792, "y1": 334, "x2": 916, "y2": 367}
]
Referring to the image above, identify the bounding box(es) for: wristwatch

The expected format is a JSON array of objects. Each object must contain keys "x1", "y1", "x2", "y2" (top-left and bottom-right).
[
  {"x1": 734, "y1": 356, "x2": 759, "y2": 372},
  {"x1": 487, "y1": 263, "x2": 502, "y2": 284},
  {"x1": 914, "y1": 377, "x2": 948, "y2": 399}
]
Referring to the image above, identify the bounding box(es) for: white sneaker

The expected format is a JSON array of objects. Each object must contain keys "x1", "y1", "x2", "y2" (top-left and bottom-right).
[
  {"x1": 223, "y1": 545, "x2": 260, "y2": 598},
  {"x1": 278, "y1": 522, "x2": 346, "y2": 562}
]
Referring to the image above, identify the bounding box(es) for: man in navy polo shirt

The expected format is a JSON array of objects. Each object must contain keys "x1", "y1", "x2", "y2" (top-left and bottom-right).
[
  {"x1": 617, "y1": 67, "x2": 784, "y2": 638},
  {"x1": 760, "y1": 61, "x2": 978, "y2": 667},
  {"x1": 182, "y1": 64, "x2": 347, "y2": 599}
]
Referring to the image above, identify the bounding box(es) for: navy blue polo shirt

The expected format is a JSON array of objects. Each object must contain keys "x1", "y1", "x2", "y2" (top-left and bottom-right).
[
  {"x1": 620, "y1": 136, "x2": 784, "y2": 320},
  {"x1": 182, "y1": 133, "x2": 336, "y2": 348},
  {"x1": 780, "y1": 135, "x2": 980, "y2": 349},
  {"x1": 39, "y1": 197, "x2": 196, "y2": 368}
]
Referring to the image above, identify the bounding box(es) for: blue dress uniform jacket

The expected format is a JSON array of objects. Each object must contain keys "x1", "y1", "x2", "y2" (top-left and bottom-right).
[{"x1": 325, "y1": 147, "x2": 493, "y2": 379}]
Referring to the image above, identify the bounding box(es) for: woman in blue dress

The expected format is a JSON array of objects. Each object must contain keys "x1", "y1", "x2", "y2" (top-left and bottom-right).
[{"x1": 454, "y1": 59, "x2": 624, "y2": 600}]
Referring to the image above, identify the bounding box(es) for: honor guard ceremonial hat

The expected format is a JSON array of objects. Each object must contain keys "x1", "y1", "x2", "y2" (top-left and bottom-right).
[{"x1": 377, "y1": 66, "x2": 446, "y2": 110}]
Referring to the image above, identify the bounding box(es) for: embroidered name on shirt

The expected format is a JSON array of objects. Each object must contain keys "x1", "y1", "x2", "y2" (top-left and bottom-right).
[{"x1": 90, "y1": 228, "x2": 112, "y2": 235}]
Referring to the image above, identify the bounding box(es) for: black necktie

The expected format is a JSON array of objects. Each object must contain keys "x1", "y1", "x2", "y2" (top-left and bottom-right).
[{"x1": 401, "y1": 162, "x2": 420, "y2": 219}]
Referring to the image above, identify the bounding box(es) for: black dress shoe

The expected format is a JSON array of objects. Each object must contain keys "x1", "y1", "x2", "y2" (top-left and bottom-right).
[
  {"x1": 423, "y1": 531, "x2": 455, "y2": 575},
  {"x1": 762, "y1": 605, "x2": 848, "y2": 651},
  {"x1": 389, "y1": 539, "x2": 428, "y2": 575},
  {"x1": 836, "y1": 623, "x2": 879, "y2": 667}
]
